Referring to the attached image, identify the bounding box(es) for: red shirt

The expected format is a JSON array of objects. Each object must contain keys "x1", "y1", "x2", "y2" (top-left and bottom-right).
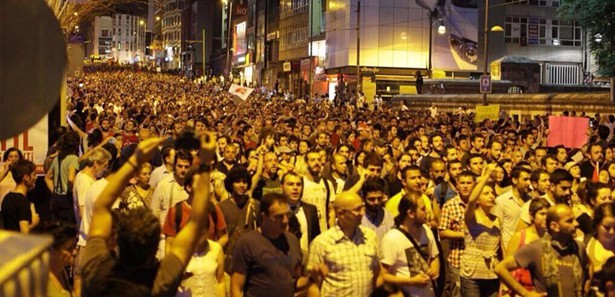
[{"x1": 162, "y1": 201, "x2": 227, "y2": 240}]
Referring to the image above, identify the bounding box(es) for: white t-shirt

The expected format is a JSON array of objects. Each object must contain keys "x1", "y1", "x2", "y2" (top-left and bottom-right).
[
  {"x1": 78, "y1": 178, "x2": 109, "y2": 247},
  {"x1": 380, "y1": 225, "x2": 439, "y2": 297},
  {"x1": 149, "y1": 164, "x2": 170, "y2": 189},
  {"x1": 302, "y1": 177, "x2": 335, "y2": 232},
  {"x1": 73, "y1": 172, "x2": 95, "y2": 226},
  {"x1": 151, "y1": 175, "x2": 188, "y2": 226}
]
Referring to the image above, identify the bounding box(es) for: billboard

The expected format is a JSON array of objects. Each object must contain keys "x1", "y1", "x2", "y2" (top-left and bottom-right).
[
  {"x1": 424, "y1": 0, "x2": 479, "y2": 71},
  {"x1": 325, "y1": 0, "x2": 478, "y2": 72},
  {"x1": 234, "y1": 21, "x2": 247, "y2": 56},
  {"x1": 0, "y1": 115, "x2": 49, "y2": 174}
]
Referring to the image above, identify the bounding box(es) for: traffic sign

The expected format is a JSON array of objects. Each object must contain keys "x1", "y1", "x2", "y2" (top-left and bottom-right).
[{"x1": 480, "y1": 75, "x2": 492, "y2": 94}]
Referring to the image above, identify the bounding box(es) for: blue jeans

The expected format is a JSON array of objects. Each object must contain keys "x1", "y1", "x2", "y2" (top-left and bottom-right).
[{"x1": 460, "y1": 277, "x2": 499, "y2": 297}]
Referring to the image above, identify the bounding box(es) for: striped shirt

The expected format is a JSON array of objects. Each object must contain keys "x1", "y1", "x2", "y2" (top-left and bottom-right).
[
  {"x1": 308, "y1": 225, "x2": 380, "y2": 297},
  {"x1": 438, "y1": 195, "x2": 466, "y2": 268},
  {"x1": 460, "y1": 220, "x2": 501, "y2": 280}
]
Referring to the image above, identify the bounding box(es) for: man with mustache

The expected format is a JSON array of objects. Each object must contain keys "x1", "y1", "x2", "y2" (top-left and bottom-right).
[
  {"x1": 302, "y1": 150, "x2": 336, "y2": 232},
  {"x1": 360, "y1": 177, "x2": 395, "y2": 242}
]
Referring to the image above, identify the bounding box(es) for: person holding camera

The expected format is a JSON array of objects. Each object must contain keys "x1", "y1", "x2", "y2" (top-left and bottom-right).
[{"x1": 80, "y1": 133, "x2": 217, "y2": 297}]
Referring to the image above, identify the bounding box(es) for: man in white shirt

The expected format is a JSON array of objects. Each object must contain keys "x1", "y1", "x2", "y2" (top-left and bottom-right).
[
  {"x1": 151, "y1": 150, "x2": 192, "y2": 258},
  {"x1": 493, "y1": 167, "x2": 532, "y2": 249},
  {"x1": 149, "y1": 146, "x2": 175, "y2": 188},
  {"x1": 73, "y1": 148, "x2": 111, "y2": 226},
  {"x1": 281, "y1": 172, "x2": 321, "y2": 265},
  {"x1": 301, "y1": 150, "x2": 336, "y2": 231},
  {"x1": 151, "y1": 150, "x2": 192, "y2": 226},
  {"x1": 381, "y1": 191, "x2": 439, "y2": 297}
]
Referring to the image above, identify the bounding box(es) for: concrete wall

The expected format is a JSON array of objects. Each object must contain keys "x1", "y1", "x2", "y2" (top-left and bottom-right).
[{"x1": 401, "y1": 93, "x2": 615, "y2": 117}]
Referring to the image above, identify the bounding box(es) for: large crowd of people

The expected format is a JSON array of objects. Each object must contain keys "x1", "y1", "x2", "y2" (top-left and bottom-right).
[{"x1": 3, "y1": 64, "x2": 615, "y2": 297}]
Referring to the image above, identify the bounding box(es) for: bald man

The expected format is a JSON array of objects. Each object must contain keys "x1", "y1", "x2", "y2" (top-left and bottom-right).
[
  {"x1": 307, "y1": 192, "x2": 383, "y2": 297},
  {"x1": 495, "y1": 204, "x2": 591, "y2": 297}
]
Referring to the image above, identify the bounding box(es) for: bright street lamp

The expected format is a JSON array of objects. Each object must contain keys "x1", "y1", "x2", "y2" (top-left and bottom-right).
[
  {"x1": 481, "y1": 0, "x2": 505, "y2": 105},
  {"x1": 437, "y1": 22, "x2": 446, "y2": 35}
]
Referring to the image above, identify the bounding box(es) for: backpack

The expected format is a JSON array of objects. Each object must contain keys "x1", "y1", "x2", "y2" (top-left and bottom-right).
[{"x1": 174, "y1": 200, "x2": 218, "y2": 234}]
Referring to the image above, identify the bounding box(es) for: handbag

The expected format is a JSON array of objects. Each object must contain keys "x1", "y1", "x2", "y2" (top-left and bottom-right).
[{"x1": 507, "y1": 229, "x2": 533, "y2": 296}]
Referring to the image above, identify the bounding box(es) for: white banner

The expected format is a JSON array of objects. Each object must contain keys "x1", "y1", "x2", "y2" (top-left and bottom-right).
[
  {"x1": 0, "y1": 115, "x2": 49, "y2": 174},
  {"x1": 228, "y1": 84, "x2": 254, "y2": 101}
]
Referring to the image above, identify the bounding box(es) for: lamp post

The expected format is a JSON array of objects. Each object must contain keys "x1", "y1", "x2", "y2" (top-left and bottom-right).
[
  {"x1": 356, "y1": 0, "x2": 361, "y2": 100},
  {"x1": 480, "y1": 0, "x2": 504, "y2": 105},
  {"x1": 481, "y1": 0, "x2": 491, "y2": 105},
  {"x1": 427, "y1": 8, "x2": 445, "y2": 78}
]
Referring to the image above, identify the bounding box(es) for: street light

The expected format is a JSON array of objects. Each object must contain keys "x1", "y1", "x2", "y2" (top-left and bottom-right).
[
  {"x1": 437, "y1": 21, "x2": 446, "y2": 35},
  {"x1": 427, "y1": 8, "x2": 445, "y2": 78},
  {"x1": 481, "y1": 0, "x2": 504, "y2": 105}
]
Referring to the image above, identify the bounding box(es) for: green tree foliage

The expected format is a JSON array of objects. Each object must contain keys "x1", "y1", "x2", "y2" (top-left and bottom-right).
[{"x1": 560, "y1": 0, "x2": 615, "y2": 77}]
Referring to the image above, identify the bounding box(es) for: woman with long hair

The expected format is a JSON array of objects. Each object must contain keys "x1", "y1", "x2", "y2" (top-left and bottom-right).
[
  {"x1": 45, "y1": 131, "x2": 81, "y2": 223},
  {"x1": 119, "y1": 162, "x2": 155, "y2": 212},
  {"x1": 491, "y1": 163, "x2": 511, "y2": 196},
  {"x1": 0, "y1": 147, "x2": 24, "y2": 204},
  {"x1": 461, "y1": 164, "x2": 501, "y2": 297},
  {"x1": 504, "y1": 198, "x2": 550, "y2": 296},
  {"x1": 587, "y1": 203, "x2": 615, "y2": 296}
]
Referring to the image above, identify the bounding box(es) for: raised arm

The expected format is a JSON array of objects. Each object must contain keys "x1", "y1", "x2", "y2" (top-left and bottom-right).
[
  {"x1": 167, "y1": 132, "x2": 217, "y2": 266},
  {"x1": 66, "y1": 113, "x2": 87, "y2": 139},
  {"x1": 464, "y1": 163, "x2": 496, "y2": 225},
  {"x1": 89, "y1": 137, "x2": 165, "y2": 240},
  {"x1": 249, "y1": 146, "x2": 266, "y2": 194}
]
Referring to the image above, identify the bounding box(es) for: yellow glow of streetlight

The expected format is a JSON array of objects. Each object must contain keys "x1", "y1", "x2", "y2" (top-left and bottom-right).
[
  {"x1": 156, "y1": 16, "x2": 161, "y2": 21},
  {"x1": 437, "y1": 24, "x2": 446, "y2": 35},
  {"x1": 139, "y1": 20, "x2": 145, "y2": 26},
  {"x1": 491, "y1": 25, "x2": 504, "y2": 32}
]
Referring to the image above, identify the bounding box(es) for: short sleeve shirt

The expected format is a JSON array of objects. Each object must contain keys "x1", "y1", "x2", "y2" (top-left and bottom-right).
[
  {"x1": 307, "y1": 226, "x2": 380, "y2": 297},
  {"x1": 52, "y1": 155, "x2": 79, "y2": 194},
  {"x1": 231, "y1": 230, "x2": 302, "y2": 297},
  {"x1": 380, "y1": 226, "x2": 438, "y2": 297},
  {"x1": 1, "y1": 192, "x2": 31, "y2": 231},
  {"x1": 514, "y1": 239, "x2": 588, "y2": 297},
  {"x1": 162, "y1": 202, "x2": 227, "y2": 240}
]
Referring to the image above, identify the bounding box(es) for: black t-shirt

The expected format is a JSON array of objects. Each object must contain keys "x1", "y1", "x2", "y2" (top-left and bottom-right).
[
  {"x1": 1, "y1": 192, "x2": 31, "y2": 232},
  {"x1": 231, "y1": 230, "x2": 302, "y2": 297}
]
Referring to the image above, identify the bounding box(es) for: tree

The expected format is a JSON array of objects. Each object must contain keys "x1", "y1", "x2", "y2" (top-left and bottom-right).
[
  {"x1": 44, "y1": 0, "x2": 152, "y2": 40},
  {"x1": 560, "y1": 0, "x2": 615, "y2": 77}
]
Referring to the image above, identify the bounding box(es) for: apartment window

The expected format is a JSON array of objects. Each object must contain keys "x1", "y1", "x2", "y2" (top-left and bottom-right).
[
  {"x1": 505, "y1": 16, "x2": 581, "y2": 46},
  {"x1": 507, "y1": 0, "x2": 559, "y2": 6}
]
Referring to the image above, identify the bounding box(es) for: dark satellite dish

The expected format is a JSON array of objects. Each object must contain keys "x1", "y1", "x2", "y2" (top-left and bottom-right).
[{"x1": 0, "y1": 0, "x2": 66, "y2": 140}]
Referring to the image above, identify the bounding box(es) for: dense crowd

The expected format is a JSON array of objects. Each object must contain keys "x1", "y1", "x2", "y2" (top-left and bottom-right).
[{"x1": 2, "y1": 64, "x2": 615, "y2": 297}]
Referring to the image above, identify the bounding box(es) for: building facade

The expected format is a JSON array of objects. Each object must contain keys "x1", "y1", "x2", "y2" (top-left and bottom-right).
[
  {"x1": 488, "y1": 0, "x2": 585, "y2": 85},
  {"x1": 161, "y1": 0, "x2": 182, "y2": 69}
]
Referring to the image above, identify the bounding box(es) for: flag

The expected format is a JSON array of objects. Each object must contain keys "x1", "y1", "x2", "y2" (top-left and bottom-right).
[{"x1": 228, "y1": 84, "x2": 254, "y2": 101}]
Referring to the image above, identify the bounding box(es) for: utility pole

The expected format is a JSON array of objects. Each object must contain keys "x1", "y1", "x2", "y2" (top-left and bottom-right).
[
  {"x1": 428, "y1": 10, "x2": 434, "y2": 78},
  {"x1": 482, "y1": 0, "x2": 490, "y2": 105},
  {"x1": 356, "y1": 0, "x2": 361, "y2": 99},
  {"x1": 202, "y1": 28, "x2": 206, "y2": 80}
]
